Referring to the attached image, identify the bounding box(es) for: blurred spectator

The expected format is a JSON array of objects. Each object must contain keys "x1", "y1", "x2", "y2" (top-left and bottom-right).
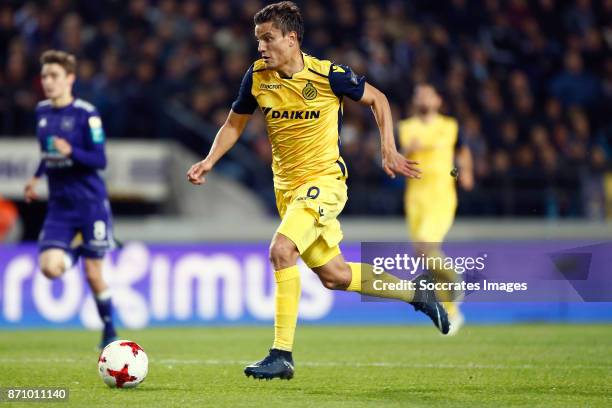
[{"x1": 550, "y1": 51, "x2": 600, "y2": 107}]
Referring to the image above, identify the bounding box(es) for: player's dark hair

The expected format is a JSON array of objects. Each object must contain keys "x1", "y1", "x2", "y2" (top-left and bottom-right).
[
  {"x1": 254, "y1": 1, "x2": 304, "y2": 43},
  {"x1": 40, "y1": 50, "x2": 77, "y2": 75}
]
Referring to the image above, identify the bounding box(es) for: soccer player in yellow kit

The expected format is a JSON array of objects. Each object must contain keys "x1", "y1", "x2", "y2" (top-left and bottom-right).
[
  {"x1": 187, "y1": 2, "x2": 450, "y2": 380},
  {"x1": 399, "y1": 84, "x2": 474, "y2": 335}
]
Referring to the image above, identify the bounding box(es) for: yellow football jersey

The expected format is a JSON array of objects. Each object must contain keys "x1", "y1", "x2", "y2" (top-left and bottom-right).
[
  {"x1": 231, "y1": 53, "x2": 365, "y2": 190},
  {"x1": 398, "y1": 114, "x2": 459, "y2": 192}
]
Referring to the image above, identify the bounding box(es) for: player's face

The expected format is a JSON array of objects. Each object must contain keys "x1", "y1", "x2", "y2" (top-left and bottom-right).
[
  {"x1": 413, "y1": 86, "x2": 441, "y2": 113},
  {"x1": 255, "y1": 22, "x2": 294, "y2": 70},
  {"x1": 41, "y1": 63, "x2": 74, "y2": 100}
]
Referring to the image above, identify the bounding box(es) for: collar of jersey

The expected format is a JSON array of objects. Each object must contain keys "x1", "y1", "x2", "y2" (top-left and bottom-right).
[
  {"x1": 417, "y1": 113, "x2": 441, "y2": 125},
  {"x1": 274, "y1": 52, "x2": 309, "y2": 80},
  {"x1": 50, "y1": 97, "x2": 76, "y2": 111}
]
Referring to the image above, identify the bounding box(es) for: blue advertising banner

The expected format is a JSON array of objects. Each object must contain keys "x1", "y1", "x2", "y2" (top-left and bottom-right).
[{"x1": 0, "y1": 242, "x2": 610, "y2": 329}]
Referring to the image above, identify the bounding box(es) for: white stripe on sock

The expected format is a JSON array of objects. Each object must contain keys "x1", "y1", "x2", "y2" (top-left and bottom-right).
[{"x1": 95, "y1": 289, "x2": 112, "y2": 301}]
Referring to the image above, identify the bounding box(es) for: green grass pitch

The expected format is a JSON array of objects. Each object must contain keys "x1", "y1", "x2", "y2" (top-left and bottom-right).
[{"x1": 1, "y1": 324, "x2": 610, "y2": 407}]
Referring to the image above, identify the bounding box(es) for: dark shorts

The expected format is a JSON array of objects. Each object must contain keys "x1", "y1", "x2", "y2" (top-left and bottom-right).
[{"x1": 38, "y1": 199, "x2": 115, "y2": 259}]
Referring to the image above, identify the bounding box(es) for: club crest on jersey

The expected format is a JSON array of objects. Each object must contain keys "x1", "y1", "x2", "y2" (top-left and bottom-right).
[
  {"x1": 38, "y1": 117, "x2": 47, "y2": 128},
  {"x1": 61, "y1": 116, "x2": 75, "y2": 131},
  {"x1": 302, "y1": 81, "x2": 317, "y2": 100}
]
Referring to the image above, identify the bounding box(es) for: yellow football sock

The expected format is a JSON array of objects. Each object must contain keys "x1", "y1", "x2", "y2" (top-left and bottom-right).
[
  {"x1": 272, "y1": 265, "x2": 301, "y2": 352},
  {"x1": 423, "y1": 249, "x2": 463, "y2": 317},
  {"x1": 346, "y1": 262, "x2": 414, "y2": 302}
]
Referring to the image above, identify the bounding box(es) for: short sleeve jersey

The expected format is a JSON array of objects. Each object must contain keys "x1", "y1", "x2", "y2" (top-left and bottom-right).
[{"x1": 232, "y1": 53, "x2": 366, "y2": 190}]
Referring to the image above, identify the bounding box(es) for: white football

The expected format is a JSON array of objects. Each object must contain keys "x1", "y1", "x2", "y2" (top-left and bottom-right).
[{"x1": 98, "y1": 340, "x2": 148, "y2": 388}]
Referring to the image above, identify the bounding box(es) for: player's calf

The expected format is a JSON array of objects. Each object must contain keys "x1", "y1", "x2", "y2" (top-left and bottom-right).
[
  {"x1": 83, "y1": 258, "x2": 118, "y2": 348},
  {"x1": 312, "y1": 256, "x2": 352, "y2": 290},
  {"x1": 84, "y1": 259, "x2": 107, "y2": 293},
  {"x1": 316, "y1": 266, "x2": 351, "y2": 290}
]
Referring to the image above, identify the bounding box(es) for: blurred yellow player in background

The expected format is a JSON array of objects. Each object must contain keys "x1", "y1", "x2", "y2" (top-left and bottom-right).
[{"x1": 399, "y1": 84, "x2": 474, "y2": 335}]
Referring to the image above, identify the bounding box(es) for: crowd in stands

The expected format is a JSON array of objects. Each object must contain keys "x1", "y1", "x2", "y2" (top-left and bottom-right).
[{"x1": 1, "y1": 0, "x2": 610, "y2": 217}]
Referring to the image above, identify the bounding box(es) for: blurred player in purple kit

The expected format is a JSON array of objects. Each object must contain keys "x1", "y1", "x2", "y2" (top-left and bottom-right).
[{"x1": 23, "y1": 50, "x2": 118, "y2": 348}]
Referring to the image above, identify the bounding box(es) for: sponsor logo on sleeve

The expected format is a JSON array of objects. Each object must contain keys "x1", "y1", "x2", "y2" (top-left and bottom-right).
[{"x1": 89, "y1": 116, "x2": 105, "y2": 143}]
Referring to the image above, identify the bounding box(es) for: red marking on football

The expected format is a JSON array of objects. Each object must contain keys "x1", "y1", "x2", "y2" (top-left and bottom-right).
[
  {"x1": 120, "y1": 341, "x2": 144, "y2": 357},
  {"x1": 107, "y1": 364, "x2": 137, "y2": 388}
]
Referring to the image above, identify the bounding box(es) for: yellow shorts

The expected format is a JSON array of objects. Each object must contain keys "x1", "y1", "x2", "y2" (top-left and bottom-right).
[
  {"x1": 275, "y1": 176, "x2": 347, "y2": 268},
  {"x1": 405, "y1": 189, "x2": 457, "y2": 243}
]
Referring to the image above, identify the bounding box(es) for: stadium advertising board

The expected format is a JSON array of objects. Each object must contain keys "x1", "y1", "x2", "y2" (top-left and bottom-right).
[
  {"x1": 0, "y1": 242, "x2": 610, "y2": 328},
  {"x1": 0, "y1": 141, "x2": 169, "y2": 201}
]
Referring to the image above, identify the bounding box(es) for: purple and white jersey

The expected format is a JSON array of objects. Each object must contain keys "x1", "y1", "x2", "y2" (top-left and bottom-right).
[{"x1": 35, "y1": 98, "x2": 108, "y2": 205}]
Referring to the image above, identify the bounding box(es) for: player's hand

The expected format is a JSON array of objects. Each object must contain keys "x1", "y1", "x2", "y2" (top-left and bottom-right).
[
  {"x1": 24, "y1": 177, "x2": 40, "y2": 203},
  {"x1": 187, "y1": 160, "x2": 213, "y2": 185},
  {"x1": 382, "y1": 149, "x2": 421, "y2": 179},
  {"x1": 52, "y1": 137, "x2": 72, "y2": 156},
  {"x1": 459, "y1": 171, "x2": 474, "y2": 191}
]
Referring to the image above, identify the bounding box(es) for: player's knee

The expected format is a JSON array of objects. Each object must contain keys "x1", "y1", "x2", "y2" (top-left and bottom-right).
[
  {"x1": 39, "y1": 250, "x2": 67, "y2": 279},
  {"x1": 269, "y1": 240, "x2": 299, "y2": 270},
  {"x1": 40, "y1": 263, "x2": 64, "y2": 279}
]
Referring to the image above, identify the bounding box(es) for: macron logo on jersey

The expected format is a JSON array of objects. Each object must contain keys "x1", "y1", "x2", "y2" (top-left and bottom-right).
[
  {"x1": 260, "y1": 83, "x2": 282, "y2": 90},
  {"x1": 261, "y1": 107, "x2": 321, "y2": 120}
]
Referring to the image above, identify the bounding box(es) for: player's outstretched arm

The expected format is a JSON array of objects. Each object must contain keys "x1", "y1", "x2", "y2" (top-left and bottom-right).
[
  {"x1": 359, "y1": 83, "x2": 421, "y2": 179},
  {"x1": 186, "y1": 110, "x2": 251, "y2": 185}
]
